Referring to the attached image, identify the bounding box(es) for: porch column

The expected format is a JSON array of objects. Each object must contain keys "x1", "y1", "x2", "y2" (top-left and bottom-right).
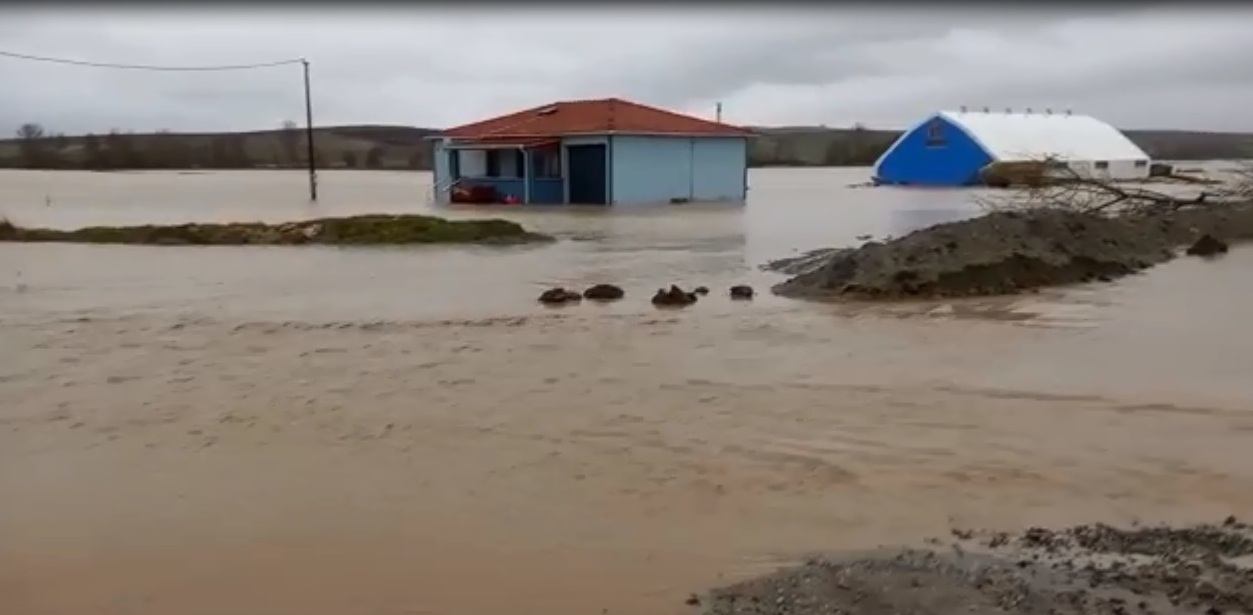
[{"x1": 520, "y1": 146, "x2": 531, "y2": 204}]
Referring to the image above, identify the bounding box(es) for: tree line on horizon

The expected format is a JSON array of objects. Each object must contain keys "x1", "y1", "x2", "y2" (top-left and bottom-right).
[
  {"x1": 0, "y1": 121, "x2": 894, "y2": 170},
  {"x1": 1, "y1": 120, "x2": 1246, "y2": 171},
  {"x1": 0, "y1": 121, "x2": 427, "y2": 171}
]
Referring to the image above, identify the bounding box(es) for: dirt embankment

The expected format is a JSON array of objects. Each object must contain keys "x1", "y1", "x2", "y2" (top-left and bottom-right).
[
  {"x1": 769, "y1": 204, "x2": 1253, "y2": 301},
  {"x1": 697, "y1": 519, "x2": 1253, "y2": 615},
  {"x1": 0, "y1": 214, "x2": 552, "y2": 246}
]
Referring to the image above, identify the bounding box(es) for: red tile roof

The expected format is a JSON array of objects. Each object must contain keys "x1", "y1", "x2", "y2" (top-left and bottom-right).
[{"x1": 441, "y1": 98, "x2": 753, "y2": 140}]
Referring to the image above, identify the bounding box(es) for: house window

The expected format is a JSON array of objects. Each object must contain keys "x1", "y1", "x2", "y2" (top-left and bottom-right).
[
  {"x1": 484, "y1": 149, "x2": 521, "y2": 178},
  {"x1": 1094, "y1": 161, "x2": 1109, "y2": 170},
  {"x1": 1134, "y1": 160, "x2": 1148, "y2": 168},
  {"x1": 924, "y1": 119, "x2": 946, "y2": 147},
  {"x1": 485, "y1": 149, "x2": 501, "y2": 177},
  {"x1": 532, "y1": 147, "x2": 561, "y2": 178}
]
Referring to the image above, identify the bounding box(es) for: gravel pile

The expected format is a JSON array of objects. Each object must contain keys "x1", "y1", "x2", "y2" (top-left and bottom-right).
[
  {"x1": 768, "y1": 204, "x2": 1253, "y2": 301},
  {"x1": 697, "y1": 519, "x2": 1253, "y2": 615}
]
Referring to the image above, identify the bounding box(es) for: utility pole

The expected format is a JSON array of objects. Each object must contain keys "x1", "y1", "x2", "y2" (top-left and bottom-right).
[{"x1": 302, "y1": 58, "x2": 318, "y2": 202}]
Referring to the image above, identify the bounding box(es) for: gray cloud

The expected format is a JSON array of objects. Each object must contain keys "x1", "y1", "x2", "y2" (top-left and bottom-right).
[{"x1": 1, "y1": 5, "x2": 1251, "y2": 136}]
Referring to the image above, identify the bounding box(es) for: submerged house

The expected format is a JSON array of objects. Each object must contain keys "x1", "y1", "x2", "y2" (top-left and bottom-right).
[
  {"x1": 430, "y1": 98, "x2": 753, "y2": 205},
  {"x1": 873, "y1": 109, "x2": 1151, "y2": 187}
]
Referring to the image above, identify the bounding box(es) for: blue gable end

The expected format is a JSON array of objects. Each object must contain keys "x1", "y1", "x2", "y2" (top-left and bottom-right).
[{"x1": 874, "y1": 115, "x2": 993, "y2": 187}]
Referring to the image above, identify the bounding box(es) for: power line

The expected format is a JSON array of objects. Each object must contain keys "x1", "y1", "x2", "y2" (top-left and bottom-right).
[
  {"x1": 1, "y1": 48, "x2": 321, "y2": 203},
  {"x1": 0, "y1": 49, "x2": 304, "y2": 72}
]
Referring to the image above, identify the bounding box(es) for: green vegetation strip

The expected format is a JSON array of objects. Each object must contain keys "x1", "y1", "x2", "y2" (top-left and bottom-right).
[{"x1": 0, "y1": 214, "x2": 553, "y2": 246}]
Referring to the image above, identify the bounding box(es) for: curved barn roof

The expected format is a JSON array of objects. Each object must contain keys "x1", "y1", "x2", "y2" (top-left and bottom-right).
[{"x1": 938, "y1": 110, "x2": 1149, "y2": 162}]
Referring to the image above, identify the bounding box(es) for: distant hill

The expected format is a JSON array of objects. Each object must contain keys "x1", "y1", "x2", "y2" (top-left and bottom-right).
[
  {"x1": 1, "y1": 123, "x2": 1250, "y2": 172},
  {"x1": 0, "y1": 124, "x2": 441, "y2": 172}
]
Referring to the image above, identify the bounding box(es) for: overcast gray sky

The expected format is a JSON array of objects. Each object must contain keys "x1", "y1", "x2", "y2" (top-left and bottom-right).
[{"x1": 2, "y1": 5, "x2": 1251, "y2": 135}]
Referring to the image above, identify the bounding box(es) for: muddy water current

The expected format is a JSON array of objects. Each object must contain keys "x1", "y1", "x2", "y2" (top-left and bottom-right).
[{"x1": 2, "y1": 168, "x2": 1251, "y2": 615}]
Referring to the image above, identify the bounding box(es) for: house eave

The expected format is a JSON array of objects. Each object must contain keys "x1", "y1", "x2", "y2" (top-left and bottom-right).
[
  {"x1": 561, "y1": 130, "x2": 755, "y2": 138},
  {"x1": 432, "y1": 130, "x2": 753, "y2": 141}
]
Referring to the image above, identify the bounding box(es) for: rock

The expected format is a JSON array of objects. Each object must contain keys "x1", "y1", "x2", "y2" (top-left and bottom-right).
[
  {"x1": 538, "y1": 287, "x2": 582, "y2": 305},
  {"x1": 729, "y1": 285, "x2": 755, "y2": 300},
  {"x1": 582, "y1": 284, "x2": 625, "y2": 301},
  {"x1": 693, "y1": 286, "x2": 710, "y2": 296},
  {"x1": 652, "y1": 285, "x2": 698, "y2": 307},
  {"x1": 1186, "y1": 234, "x2": 1229, "y2": 257}
]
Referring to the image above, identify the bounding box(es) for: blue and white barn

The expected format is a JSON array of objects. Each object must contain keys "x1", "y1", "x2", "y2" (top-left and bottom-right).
[
  {"x1": 874, "y1": 109, "x2": 1152, "y2": 187},
  {"x1": 430, "y1": 98, "x2": 753, "y2": 206}
]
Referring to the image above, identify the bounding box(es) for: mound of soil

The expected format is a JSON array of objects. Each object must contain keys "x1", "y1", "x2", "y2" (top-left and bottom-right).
[
  {"x1": 0, "y1": 214, "x2": 552, "y2": 246},
  {"x1": 770, "y1": 205, "x2": 1253, "y2": 301},
  {"x1": 697, "y1": 519, "x2": 1253, "y2": 615}
]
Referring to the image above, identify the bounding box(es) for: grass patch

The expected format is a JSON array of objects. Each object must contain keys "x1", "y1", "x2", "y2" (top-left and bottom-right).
[{"x1": 0, "y1": 214, "x2": 552, "y2": 246}]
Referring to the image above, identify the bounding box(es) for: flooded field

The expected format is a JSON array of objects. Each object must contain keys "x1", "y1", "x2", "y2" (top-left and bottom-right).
[{"x1": 2, "y1": 168, "x2": 1252, "y2": 615}]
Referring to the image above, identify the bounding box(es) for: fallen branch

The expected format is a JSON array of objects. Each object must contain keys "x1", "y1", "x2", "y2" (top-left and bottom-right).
[{"x1": 975, "y1": 157, "x2": 1251, "y2": 216}]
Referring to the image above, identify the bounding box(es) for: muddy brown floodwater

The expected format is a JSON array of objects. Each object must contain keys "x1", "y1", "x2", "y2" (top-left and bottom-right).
[{"x1": 2, "y1": 167, "x2": 1253, "y2": 615}]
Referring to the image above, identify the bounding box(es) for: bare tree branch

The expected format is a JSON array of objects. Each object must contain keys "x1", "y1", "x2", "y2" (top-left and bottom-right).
[{"x1": 975, "y1": 156, "x2": 1251, "y2": 217}]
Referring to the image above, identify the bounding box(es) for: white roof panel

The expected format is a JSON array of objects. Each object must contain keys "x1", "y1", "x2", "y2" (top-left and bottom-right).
[{"x1": 939, "y1": 110, "x2": 1149, "y2": 162}]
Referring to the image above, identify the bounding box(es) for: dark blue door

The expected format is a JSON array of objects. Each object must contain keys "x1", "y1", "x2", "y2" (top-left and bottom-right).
[{"x1": 566, "y1": 144, "x2": 607, "y2": 205}]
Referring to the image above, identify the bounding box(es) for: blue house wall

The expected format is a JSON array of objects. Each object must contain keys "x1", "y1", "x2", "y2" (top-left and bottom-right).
[
  {"x1": 608, "y1": 136, "x2": 748, "y2": 205},
  {"x1": 610, "y1": 136, "x2": 690, "y2": 204},
  {"x1": 874, "y1": 115, "x2": 993, "y2": 187},
  {"x1": 691, "y1": 138, "x2": 749, "y2": 201}
]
